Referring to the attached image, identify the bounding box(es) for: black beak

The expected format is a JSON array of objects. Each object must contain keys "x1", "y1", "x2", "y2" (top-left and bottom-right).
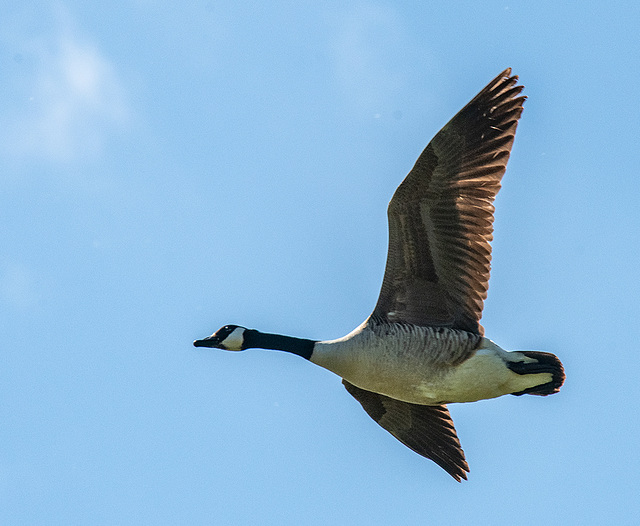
[{"x1": 193, "y1": 336, "x2": 220, "y2": 348}]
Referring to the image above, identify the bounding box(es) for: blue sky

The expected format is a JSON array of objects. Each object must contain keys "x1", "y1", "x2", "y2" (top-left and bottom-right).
[{"x1": 2, "y1": 1, "x2": 639, "y2": 524}]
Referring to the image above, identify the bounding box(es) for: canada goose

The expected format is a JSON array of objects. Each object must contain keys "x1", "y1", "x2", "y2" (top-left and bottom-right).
[{"x1": 194, "y1": 69, "x2": 565, "y2": 481}]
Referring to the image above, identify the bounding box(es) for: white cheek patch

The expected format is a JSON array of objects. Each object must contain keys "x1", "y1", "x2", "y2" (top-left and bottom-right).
[{"x1": 222, "y1": 327, "x2": 245, "y2": 351}]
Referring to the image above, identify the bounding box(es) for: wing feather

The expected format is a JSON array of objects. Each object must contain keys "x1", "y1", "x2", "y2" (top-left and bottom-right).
[
  {"x1": 343, "y1": 380, "x2": 469, "y2": 481},
  {"x1": 373, "y1": 68, "x2": 526, "y2": 334}
]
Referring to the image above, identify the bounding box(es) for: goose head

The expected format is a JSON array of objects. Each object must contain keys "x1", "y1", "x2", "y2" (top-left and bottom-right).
[{"x1": 194, "y1": 325, "x2": 247, "y2": 351}]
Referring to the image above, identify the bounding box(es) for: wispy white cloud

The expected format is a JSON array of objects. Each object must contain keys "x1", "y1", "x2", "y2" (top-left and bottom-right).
[{"x1": 1, "y1": 8, "x2": 131, "y2": 163}]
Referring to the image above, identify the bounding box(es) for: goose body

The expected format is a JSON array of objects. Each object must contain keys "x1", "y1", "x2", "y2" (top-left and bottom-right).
[
  {"x1": 313, "y1": 320, "x2": 554, "y2": 406},
  {"x1": 195, "y1": 69, "x2": 565, "y2": 481}
]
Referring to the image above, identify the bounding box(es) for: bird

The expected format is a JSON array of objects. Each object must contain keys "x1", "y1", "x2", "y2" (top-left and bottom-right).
[{"x1": 194, "y1": 68, "x2": 565, "y2": 481}]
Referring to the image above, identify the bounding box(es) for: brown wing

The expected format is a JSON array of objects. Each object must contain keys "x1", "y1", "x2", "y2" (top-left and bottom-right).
[
  {"x1": 343, "y1": 380, "x2": 469, "y2": 482},
  {"x1": 373, "y1": 69, "x2": 526, "y2": 335}
]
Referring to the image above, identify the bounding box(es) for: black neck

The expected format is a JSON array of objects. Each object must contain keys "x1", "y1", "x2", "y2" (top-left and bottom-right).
[{"x1": 243, "y1": 330, "x2": 316, "y2": 360}]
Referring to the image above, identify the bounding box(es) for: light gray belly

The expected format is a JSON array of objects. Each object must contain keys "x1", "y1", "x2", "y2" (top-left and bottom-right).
[{"x1": 313, "y1": 323, "x2": 491, "y2": 404}]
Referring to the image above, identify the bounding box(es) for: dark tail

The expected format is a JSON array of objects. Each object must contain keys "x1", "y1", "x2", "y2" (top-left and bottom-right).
[{"x1": 507, "y1": 351, "x2": 565, "y2": 396}]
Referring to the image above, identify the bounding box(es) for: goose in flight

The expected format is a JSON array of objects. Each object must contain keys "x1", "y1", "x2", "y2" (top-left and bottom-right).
[{"x1": 194, "y1": 69, "x2": 565, "y2": 481}]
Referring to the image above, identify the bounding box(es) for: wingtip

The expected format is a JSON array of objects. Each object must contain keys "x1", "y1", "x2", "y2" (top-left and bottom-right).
[
  {"x1": 447, "y1": 459, "x2": 470, "y2": 482},
  {"x1": 494, "y1": 67, "x2": 517, "y2": 84},
  {"x1": 475, "y1": 68, "x2": 524, "y2": 108},
  {"x1": 449, "y1": 470, "x2": 468, "y2": 483}
]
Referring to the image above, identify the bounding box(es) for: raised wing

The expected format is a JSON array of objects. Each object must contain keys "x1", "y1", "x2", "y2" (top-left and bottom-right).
[
  {"x1": 373, "y1": 69, "x2": 525, "y2": 335},
  {"x1": 343, "y1": 380, "x2": 469, "y2": 481}
]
